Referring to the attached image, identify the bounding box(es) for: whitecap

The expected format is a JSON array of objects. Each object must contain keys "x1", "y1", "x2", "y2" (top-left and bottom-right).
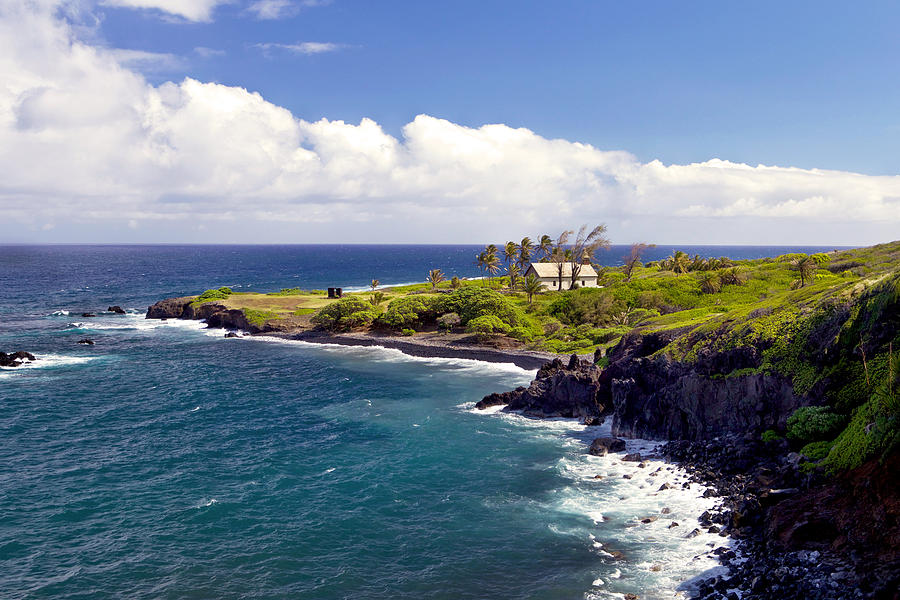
[
  {"x1": 50, "y1": 310, "x2": 70, "y2": 316},
  {"x1": 0, "y1": 354, "x2": 98, "y2": 372}
]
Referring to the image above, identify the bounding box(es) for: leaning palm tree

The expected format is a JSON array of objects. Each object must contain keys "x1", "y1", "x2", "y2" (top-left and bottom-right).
[
  {"x1": 566, "y1": 224, "x2": 610, "y2": 289},
  {"x1": 475, "y1": 251, "x2": 487, "y2": 285},
  {"x1": 523, "y1": 274, "x2": 543, "y2": 305},
  {"x1": 370, "y1": 279, "x2": 379, "y2": 291},
  {"x1": 427, "y1": 269, "x2": 446, "y2": 291},
  {"x1": 507, "y1": 264, "x2": 521, "y2": 289},
  {"x1": 668, "y1": 250, "x2": 690, "y2": 274}
]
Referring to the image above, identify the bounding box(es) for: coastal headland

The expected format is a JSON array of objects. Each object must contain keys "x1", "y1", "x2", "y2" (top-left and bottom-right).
[{"x1": 146, "y1": 240, "x2": 900, "y2": 599}]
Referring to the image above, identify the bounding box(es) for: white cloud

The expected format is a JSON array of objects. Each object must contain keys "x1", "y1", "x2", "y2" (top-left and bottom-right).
[
  {"x1": 194, "y1": 46, "x2": 225, "y2": 58},
  {"x1": 247, "y1": 0, "x2": 296, "y2": 20},
  {"x1": 253, "y1": 41, "x2": 343, "y2": 55},
  {"x1": 0, "y1": 2, "x2": 898, "y2": 244},
  {"x1": 110, "y1": 48, "x2": 185, "y2": 72},
  {"x1": 100, "y1": 0, "x2": 228, "y2": 22}
]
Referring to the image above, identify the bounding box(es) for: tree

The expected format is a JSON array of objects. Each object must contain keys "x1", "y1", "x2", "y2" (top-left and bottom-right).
[
  {"x1": 698, "y1": 271, "x2": 722, "y2": 294},
  {"x1": 507, "y1": 264, "x2": 521, "y2": 289},
  {"x1": 369, "y1": 291, "x2": 385, "y2": 306},
  {"x1": 485, "y1": 253, "x2": 501, "y2": 285},
  {"x1": 370, "y1": 279, "x2": 379, "y2": 291},
  {"x1": 517, "y1": 237, "x2": 533, "y2": 271},
  {"x1": 523, "y1": 273, "x2": 543, "y2": 305},
  {"x1": 538, "y1": 234, "x2": 553, "y2": 259},
  {"x1": 567, "y1": 224, "x2": 610, "y2": 289},
  {"x1": 667, "y1": 250, "x2": 690, "y2": 274},
  {"x1": 622, "y1": 243, "x2": 654, "y2": 282},
  {"x1": 450, "y1": 276, "x2": 461, "y2": 289},
  {"x1": 503, "y1": 241, "x2": 518, "y2": 270},
  {"x1": 427, "y1": 268, "x2": 446, "y2": 290},
  {"x1": 793, "y1": 254, "x2": 818, "y2": 287},
  {"x1": 548, "y1": 230, "x2": 573, "y2": 290}
]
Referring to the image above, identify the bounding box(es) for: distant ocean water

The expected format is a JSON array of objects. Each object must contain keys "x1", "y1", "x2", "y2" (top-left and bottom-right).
[{"x1": 0, "y1": 244, "x2": 842, "y2": 599}]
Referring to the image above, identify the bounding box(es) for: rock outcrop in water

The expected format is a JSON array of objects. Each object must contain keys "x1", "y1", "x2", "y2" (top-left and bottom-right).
[
  {"x1": 475, "y1": 354, "x2": 606, "y2": 420},
  {"x1": 1, "y1": 351, "x2": 36, "y2": 367},
  {"x1": 146, "y1": 298, "x2": 266, "y2": 333}
]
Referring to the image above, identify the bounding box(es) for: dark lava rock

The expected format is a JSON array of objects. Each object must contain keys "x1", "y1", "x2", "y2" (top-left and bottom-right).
[
  {"x1": 589, "y1": 437, "x2": 626, "y2": 456},
  {"x1": 623, "y1": 452, "x2": 642, "y2": 462},
  {"x1": 81, "y1": 313, "x2": 96, "y2": 317},
  {"x1": 224, "y1": 332, "x2": 240, "y2": 338},
  {"x1": 0, "y1": 351, "x2": 36, "y2": 367},
  {"x1": 146, "y1": 297, "x2": 194, "y2": 319},
  {"x1": 107, "y1": 305, "x2": 126, "y2": 314},
  {"x1": 476, "y1": 356, "x2": 606, "y2": 420},
  {"x1": 77, "y1": 339, "x2": 95, "y2": 345}
]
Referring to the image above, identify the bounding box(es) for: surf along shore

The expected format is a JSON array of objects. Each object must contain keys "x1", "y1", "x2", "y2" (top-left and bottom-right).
[{"x1": 144, "y1": 240, "x2": 900, "y2": 599}]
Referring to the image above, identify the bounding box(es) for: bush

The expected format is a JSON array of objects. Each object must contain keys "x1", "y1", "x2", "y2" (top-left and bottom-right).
[
  {"x1": 508, "y1": 326, "x2": 535, "y2": 342},
  {"x1": 437, "y1": 287, "x2": 520, "y2": 326},
  {"x1": 312, "y1": 296, "x2": 373, "y2": 330},
  {"x1": 799, "y1": 440, "x2": 833, "y2": 461},
  {"x1": 786, "y1": 406, "x2": 845, "y2": 444},
  {"x1": 466, "y1": 315, "x2": 511, "y2": 336},
  {"x1": 242, "y1": 308, "x2": 277, "y2": 326},
  {"x1": 761, "y1": 429, "x2": 783, "y2": 443},
  {"x1": 341, "y1": 309, "x2": 379, "y2": 328},
  {"x1": 196, "y1": 287, "x2": 233, "y2": 303},
  {"x1": 379, "y1": 295, "x2": 440, "y2": 329},
  {"x1": 401, "y1": 328, "x2": 416, "y2": 336},
  {"x1": 267, "y1": 288, "x2": 302, "y2": 296},
  {"x1": 437, "y1": 312, "x2": 461, "y2": 332}
]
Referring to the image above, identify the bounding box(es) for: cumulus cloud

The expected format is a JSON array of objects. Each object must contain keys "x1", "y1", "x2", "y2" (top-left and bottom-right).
[
  {"x1": 100, "y1": 0, "x2": 228, "y2": 22},
  {"x1": 109, "y1": 48, "x2": 185, "y2": 72},
  {"x1": 0, "y1": 1, "x2": 898, "y2": 244}
]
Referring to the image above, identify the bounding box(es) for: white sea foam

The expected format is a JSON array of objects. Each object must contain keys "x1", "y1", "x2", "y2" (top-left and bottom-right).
[
  {"x1": 0, "y1": 353, "x2": 98, "y2": 372},
  {"x1": 198, "y1": 498, "x2": 218, "y2": 508},
  {"x1": 469, "y1": 408, "x2": 734, "y2": 599},
  {"x1": 248, "y1": 334, "x2": 537, "y2": 379},
  {"x1": 50, "y1": 309, "x2": 70, "y2": 316},
  {"x1": 67, "y1": 314, "x2": 209, "y2": 333}
]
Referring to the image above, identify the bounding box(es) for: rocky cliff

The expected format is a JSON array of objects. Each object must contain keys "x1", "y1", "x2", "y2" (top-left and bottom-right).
[{"x1": 147, "y1": 298, "x2": 261, "y2": 332}]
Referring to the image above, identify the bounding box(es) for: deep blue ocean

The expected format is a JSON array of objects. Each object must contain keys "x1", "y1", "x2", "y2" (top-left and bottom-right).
[{"x1": 0, "y1": 244, "x2": 841, "y2": 600}]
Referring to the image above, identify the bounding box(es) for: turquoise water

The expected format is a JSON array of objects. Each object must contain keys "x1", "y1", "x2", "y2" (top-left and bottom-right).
[{"x1": 1, "y1": 245, "x2": 824, "y2": 599}]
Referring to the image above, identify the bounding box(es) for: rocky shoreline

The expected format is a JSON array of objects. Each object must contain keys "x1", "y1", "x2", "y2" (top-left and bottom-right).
[{"x1": 474, "y1": 355, "x2": 899, "y2": 599}]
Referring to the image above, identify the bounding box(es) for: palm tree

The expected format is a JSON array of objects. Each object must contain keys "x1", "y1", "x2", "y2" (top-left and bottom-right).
[
  {"x1": 503, "y1": 241, "x2": 518, "y2": 270},
  {"x1": 720, "y1": 267, "x2": 745, "y2": 286},
  {"x1": 623, "y1": 243, "x2": 653, "y2": 281},
  {"x1": 369, "y1": 291, "x2": 385, "y2": 306},
  {"x1": 507, "y1": 264, "x2": 521, "y2": 289},
  {"x1": 517, "y1": 237, "x2": 533, "y2": 270},
  {"x1": 370, "y1": 279, "x2": 379, "y2": 291},
  {"x1": 668, "y1": 250, "x2": 690, "y2": 274},
  {"x1": 523, "y1": 274, "x2": 543, "y2": 305},
  {"x1": 567, "y1": 224, "x2": 610, "y2": 288},
  {"x1": 485, "y1": 254, "x2": 501, "y2": 286},
  {"x1": 475, "y1": 251, "x2": 487, "y2": 285},
  {"x1": 698, "y1": 271, "x2": 722, "y2": 294},
  {"x1": 793, "y1": 254, "x2": 818, "y2": 287},
  {"x1": 538, "y1": 235, "x2": 553, "y2": 259},
  {"x1": 427, "y1": 269, "x2": 446, "y2": 290}
]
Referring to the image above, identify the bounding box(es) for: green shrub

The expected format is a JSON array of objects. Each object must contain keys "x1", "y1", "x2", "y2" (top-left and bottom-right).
[
  {"x1": 242, "y1": 308, "x2": 278, "y2": 326},
  {"x1": 466, "y1": 315, "x2": 511, "y2": 336},
  {"x1": 508, "y1": 326, "x2": 535, "y2": 342},
  {"x1": 312, "y1": 296, "x2": 373, "y2": 330},
  {"x1": 267, "y1": 288, "x2": 302, "y2": 296},
  {"x1": 761, "y1": 429, "x2": 783, "y2": 443},
  {"x1": 799, "y1": 440, "x2": 833, "y2": 461},
  {"x1": 401, "y1": 328, "x2": 416, "y2": 336},
  {"x1": 341, "y1": 309, "x2": 379, "y2": 328},
  {"x1": 379, "y1": 295, "x2": 440, "y2": 329},
  {"x1": 437, "y1": 312, "x2": 461, "y2": 331},
  {"x1": 786, "y1": 406, "x2": 845, "y2": 444},
  {"x1": 437, "y1": 287, "x2": 520, "y2": 326},
  {"x1": 195, "y1": 287, "x2": 233, "y2": 303},
  {"x1": 293, "y1": 308, "x2": 316, "y2": 316}
]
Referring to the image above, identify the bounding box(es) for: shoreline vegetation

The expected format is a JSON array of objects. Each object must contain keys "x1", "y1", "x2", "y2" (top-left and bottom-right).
[{"x1": 145, "y1": 237, "x2": 900, "y2": 599}]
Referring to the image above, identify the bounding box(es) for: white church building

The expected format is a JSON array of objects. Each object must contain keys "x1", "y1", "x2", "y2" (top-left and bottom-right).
[{"x1": 524, "y1": 262, "x2": 600, "y2": 290}]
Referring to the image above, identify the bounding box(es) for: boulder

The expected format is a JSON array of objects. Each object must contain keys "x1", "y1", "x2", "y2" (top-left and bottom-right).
[
  {"x1": 224, "y1": 332, "x2": 240, "y2": 338},
  {"x1": 146, "y1": 297, "x2": 194, "y2": 319},
  {"x1": 81, "y1": 313, "x2": 96, "y2": 317},
  {"x1": 588, "y1": 437, "x2": 626, "y2": 456},
  {"x1": 107, "y1": 305, "x2": 126, "y2": 314},
  {"x1": 623, "y1": 452, "x2": 642, "y2": 462},
  {"x1": 0, "y1": 351, "x2": 36, "y2": 367}
]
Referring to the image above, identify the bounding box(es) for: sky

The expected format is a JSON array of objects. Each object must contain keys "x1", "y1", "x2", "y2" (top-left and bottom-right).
[{"x1": 0, "y1": 0, "x2": 899, "y2": 245}]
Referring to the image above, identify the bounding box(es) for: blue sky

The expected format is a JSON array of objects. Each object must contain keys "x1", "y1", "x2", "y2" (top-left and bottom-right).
[
  {"x1": 0, "y1": 0, "x2": 898, "y2": 244},
  {"x1": 97, "y1": 0, "x2": 900, "y2": 175}
]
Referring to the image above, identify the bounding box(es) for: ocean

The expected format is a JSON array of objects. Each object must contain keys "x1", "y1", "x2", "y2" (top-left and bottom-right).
[{"x1": 0, "y1": 244, "x2": 841, "y2": 599}]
